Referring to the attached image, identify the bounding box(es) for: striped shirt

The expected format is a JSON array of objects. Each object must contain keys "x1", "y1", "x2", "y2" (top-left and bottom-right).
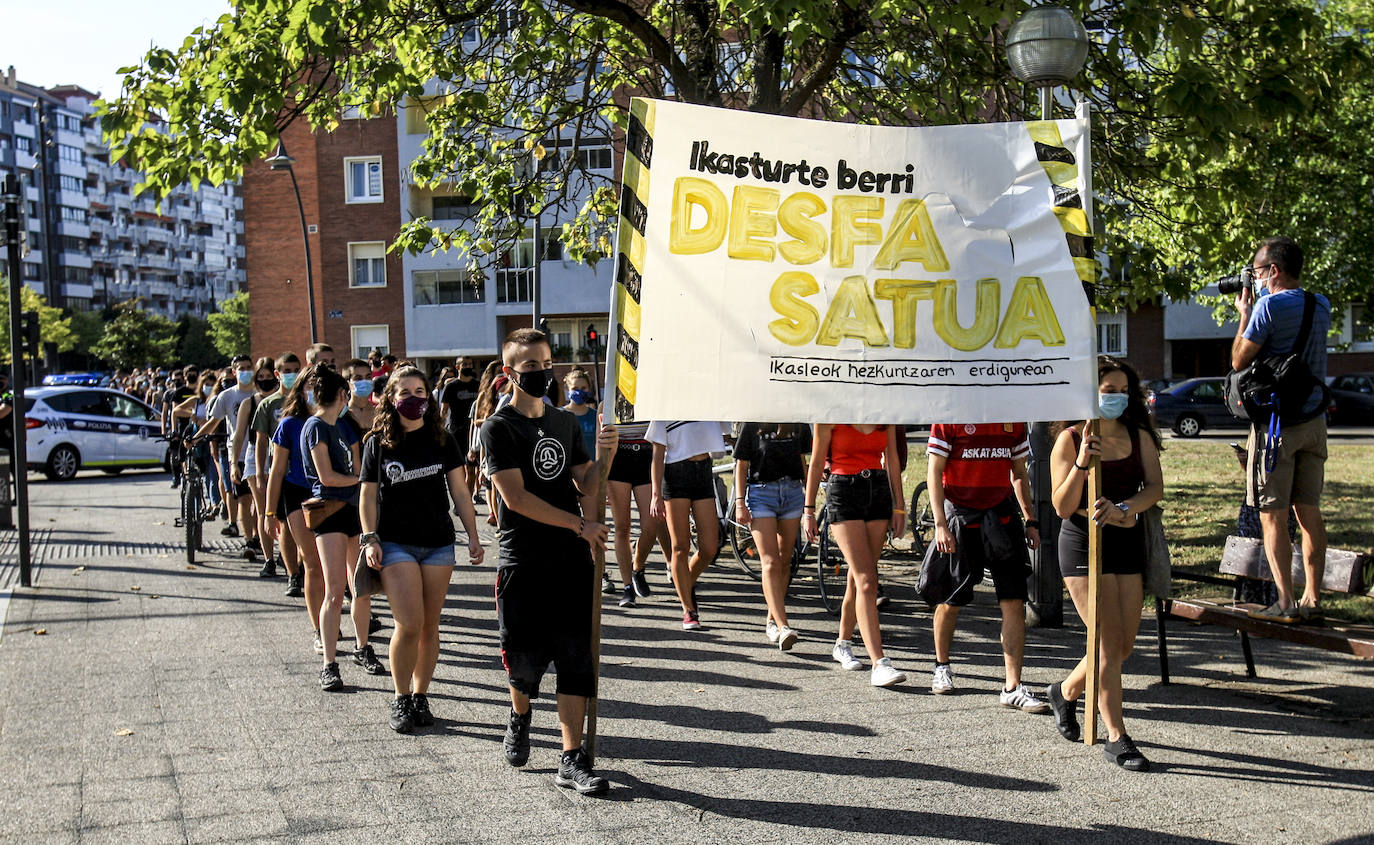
[{"x1": 928, "y1": 423, "x2": 1029, "y2": 510}]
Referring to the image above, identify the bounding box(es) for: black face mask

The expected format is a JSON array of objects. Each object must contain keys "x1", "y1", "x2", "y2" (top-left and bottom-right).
[
  {"x1": 256, "y1": 378, "x2": 279, "y2": 393},
  {"x1": 510, "y1": 367, "x2": 554, "y2": 398},
  {"x1": 460, "y1": 368, "x2": 476, "y2": 379}
]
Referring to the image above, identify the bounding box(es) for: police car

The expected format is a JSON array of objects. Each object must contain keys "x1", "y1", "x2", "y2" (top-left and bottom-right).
[{"x1": 23, "y1": 387, "x2": 168, "y2": 480}]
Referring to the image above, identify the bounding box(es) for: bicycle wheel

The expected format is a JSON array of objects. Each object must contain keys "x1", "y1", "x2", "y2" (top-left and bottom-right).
[
  {"x1": 730, "y1": 517, "x2": 762, "y2": 579},
  {"x1": 183, "y1": 473, "x2": 198, "y2": 565},
  {"x1": 816, "y1": 514, "x2": 846, "y2": 615},
  {"x1": 909, "y1": 481, "x2": 936, "y2": 557}
]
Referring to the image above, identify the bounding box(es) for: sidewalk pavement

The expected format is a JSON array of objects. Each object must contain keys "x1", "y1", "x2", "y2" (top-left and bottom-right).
[{"x1": 1, "y1": 473, "x2": 1372, "y2": 844}]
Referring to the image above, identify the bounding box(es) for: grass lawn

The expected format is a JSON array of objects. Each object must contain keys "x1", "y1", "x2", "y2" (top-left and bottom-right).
[{"x1": 896, "y1": 436, "x2": 1374, "y2": 624}]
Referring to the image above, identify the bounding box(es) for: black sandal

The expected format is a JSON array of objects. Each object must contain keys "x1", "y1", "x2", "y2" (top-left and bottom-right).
[
  {"x1": 1047, "y1": 681, "x2": 1080, "y2": 742},
  {"x1": 1103, "y1": 734, "x2": 1150, "y2": 771}
]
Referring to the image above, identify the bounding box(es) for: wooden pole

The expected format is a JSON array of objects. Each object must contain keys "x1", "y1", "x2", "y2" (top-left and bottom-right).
[
  {"x1": 585, "y1": 264, "x2": 625, "y2": 767},
  {"x1": 1084, "y1": 418, "x2": 1103, "y2": 745}
]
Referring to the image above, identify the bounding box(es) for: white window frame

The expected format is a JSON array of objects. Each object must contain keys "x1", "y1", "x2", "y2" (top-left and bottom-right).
[
  {"x1": 1096, "y1": 310, "x2": 1127, "y2": 356},
  {"x1": 347, "y1": 241, "x2": 387, "y2": 288},
  {"x1": 350, "y1": 324, "x2": 390, "y2": 360},
  {"x1": 344, "y1": 156, "x2": 384, "y2": 204}
]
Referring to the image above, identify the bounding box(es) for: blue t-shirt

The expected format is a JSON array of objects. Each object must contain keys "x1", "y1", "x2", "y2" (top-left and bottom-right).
[
  {"x1": 571, "y1": 407, "x2": 597, "y2": 458},
  {"x1": 301, "y1": 415, "x2": 360, "y2": 504},
  {"x1": 270, "y1": 415, "x2": 311, "y2": 489},
  {"x1": 1243, "y1": 288, "x2": 1330, "y2": 415}
]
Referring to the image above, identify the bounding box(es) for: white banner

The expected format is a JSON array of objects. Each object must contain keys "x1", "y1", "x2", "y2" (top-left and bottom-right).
[{"x1": 611, "y1": 99, "x2": 1098, "y2": 425}]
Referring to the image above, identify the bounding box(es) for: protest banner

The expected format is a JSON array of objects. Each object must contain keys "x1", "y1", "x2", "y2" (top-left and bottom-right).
[{"x1": 607, "y1": 98, "x2": 1099, "y2": 425}]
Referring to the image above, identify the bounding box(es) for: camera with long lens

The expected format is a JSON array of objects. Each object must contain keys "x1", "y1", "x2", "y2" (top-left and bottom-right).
[{"x1": 1216, "y1": 266, "x2": 1253, "y2": 295}]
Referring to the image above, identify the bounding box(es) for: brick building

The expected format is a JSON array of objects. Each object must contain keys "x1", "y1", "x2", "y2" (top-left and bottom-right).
[{"x1": 243, "y1": 115, "x2": 405, "y2": 363}]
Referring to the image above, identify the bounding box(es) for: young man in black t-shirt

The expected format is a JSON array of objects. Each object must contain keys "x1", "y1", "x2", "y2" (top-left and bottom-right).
[
  {"x1": 439, "y1": 356, "x2": 481, "y2": 499},
  {"x1": 479, "y1": 328, "x2": 617, "y2": 796}
]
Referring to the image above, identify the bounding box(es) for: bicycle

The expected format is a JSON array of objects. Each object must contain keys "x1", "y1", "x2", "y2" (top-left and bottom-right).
[
  {"x1": 907, "y1": 481, "x2": 938, "y2": 557},
  {"x1": 167, "y1": 434, "x2": 213, "y2": 563}
]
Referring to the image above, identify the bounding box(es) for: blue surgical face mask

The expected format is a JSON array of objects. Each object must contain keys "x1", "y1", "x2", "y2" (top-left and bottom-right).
[
  {"x1": 569, "y1": 388, "x2": 591, "y2": 405},
  {"x1": 1099, "y1": 392, "x2": 1130, "y2": 420},
  {"x1": 280, "y1": 372, "x2": 298, "y2": 390},
  {"x1": 236, "y1": 370, "x2": 254, "y2": 386},
  {"x1": 352, "y1": 379, "x2": 373, "y2": 398},
  {"x1": 305, "y1": 389, "x2": 316, "y2": 407}
]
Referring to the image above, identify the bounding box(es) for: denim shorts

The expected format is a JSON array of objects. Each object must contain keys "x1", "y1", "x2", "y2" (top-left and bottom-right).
[
  {"x1": 825, "y1": 470, "x2": 893, "y2": 524},
  {"x1": 745, "y1": 478, "x2": 805, "y2": 520},
  {"x1": 379, "y1": 541, "x2": 456, "y2": 568}
]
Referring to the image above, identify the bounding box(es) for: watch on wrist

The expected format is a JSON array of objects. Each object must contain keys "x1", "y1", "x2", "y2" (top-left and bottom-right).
[{"x1": 360, "y1": 532, "x2": 381, "y2": 546}]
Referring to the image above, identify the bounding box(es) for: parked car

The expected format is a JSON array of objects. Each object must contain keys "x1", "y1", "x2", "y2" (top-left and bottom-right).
[
  {"x1": 22, "y1": 387, "x2": 167, "y2": 480},
  {"x1": 41, "y1": 372, "x2": 106, "y2": 387},
  {"x1": 1148, "y1": 377, "x2": 1231, "y2": 437},
  {"x1": 1327, "y1": 373, "x2": 1374, "y2": 425}
]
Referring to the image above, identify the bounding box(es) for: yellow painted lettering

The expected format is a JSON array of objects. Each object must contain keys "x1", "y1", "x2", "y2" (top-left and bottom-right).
[
  {"x1": 995, "y1": 276, "x2": 1066, "y2": 347},
  {"x1": 817, "y1": 275, "x2": 889, "y2": 347},
  {"x1": 768, "y1": 272, "x2": 820, "y2": 346},
  {"x1": 830, "y1": 196, "x2": 884, "y2": 268},
  {"x1": 933, "y1": 279, "x2": 1000, "y2": 351},
  {"x1": 668, "y1": 177, "x2": 727, "y2": 255},
  {"x1": 777, "y1": 192, "x2": 827, "y2": 265},
  {"x1": 727, "y1": 185, "x2": 779, "y2": 262},
  {"x1": 874, "y1": 279, "x2": 936, "y2": 349},
  {"x1": 874, "y1": 198, "x2": 950, "y2": 272}
]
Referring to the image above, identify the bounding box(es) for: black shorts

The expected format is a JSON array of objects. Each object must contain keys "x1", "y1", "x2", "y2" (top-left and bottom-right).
[
  {"x1": 311, "y1": 501, "x2": 361, "y2": 537},
  {"x1": 825, "y1": 471, "x2": 892, "y2": 524},
  {"x1": 930, "y1": 509, "x2": 1030, "y2": 607},
  {"x1": 1058, "y1": 515, "x2": 1145, "y2": 578},
  {"x1": 608, "y1": 441, "x2": 652, "y2": 486},
  {"x1": 495, "y1": 554, "x2": 595, "y2": 699},
  {"x1": 662, "y1": 458, "x2": 715, "y2": 501},
  {"x1": 278, "y1": 480, "x2": 311, "y2": 517}
]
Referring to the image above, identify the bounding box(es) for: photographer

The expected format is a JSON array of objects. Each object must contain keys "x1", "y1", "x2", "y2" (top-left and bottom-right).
[{"x1": 1231, "y1": 236, "x2": 1330, "y2": 624}]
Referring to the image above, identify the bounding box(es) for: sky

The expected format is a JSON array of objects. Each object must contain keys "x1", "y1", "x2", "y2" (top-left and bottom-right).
[{"x1": 0, "y1": 0, "x2": 233, "y2": 99}]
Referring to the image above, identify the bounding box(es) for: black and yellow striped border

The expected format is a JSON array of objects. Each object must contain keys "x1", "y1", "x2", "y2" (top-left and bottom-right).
[
  {"x1": 612, "y1": 99, "x2": 655, "y2": 422},
  {"x1": 1027, "y1": 121, "x2": 1097, "y2": 307}
]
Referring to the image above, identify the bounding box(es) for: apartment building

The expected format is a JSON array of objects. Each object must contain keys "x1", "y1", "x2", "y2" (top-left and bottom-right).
[
  {"x1": 242, "y1": 115, "x2": 407, "y2": 362},
  {"x1": 0, "y1": 67, "x2": 244, "y2": 318},
  {"x1": 244, "y1": 97, "x2": 614, "y2": 373}
]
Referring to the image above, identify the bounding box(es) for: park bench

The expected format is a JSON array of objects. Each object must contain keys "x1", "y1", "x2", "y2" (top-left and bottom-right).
[{"x1": 1154, "y1": 536, "x2": 1374, "y2": 684}]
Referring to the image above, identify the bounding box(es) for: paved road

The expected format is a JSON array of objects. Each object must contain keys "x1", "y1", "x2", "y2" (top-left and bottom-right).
[{"x1": 1, "y1": 471, "x2": 1372, "y2": 844}]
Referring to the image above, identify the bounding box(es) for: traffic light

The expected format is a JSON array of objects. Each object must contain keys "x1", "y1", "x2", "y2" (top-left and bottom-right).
[
  {"x1": 19, "y1": 310, "x2": 39, "y2": 360},
  {"x1": 585, "y1": 324, "x2": 599, "y2": 349}
]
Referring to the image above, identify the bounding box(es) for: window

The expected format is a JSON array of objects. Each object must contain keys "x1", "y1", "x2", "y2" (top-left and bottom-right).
[
  {"x1": 495, "y1": 236, "x2": 535, "y2": 303},
  {"x1": 60, "y1": 206, "x2": 87, "y2": 224},
  {"x1": 576, "y1": 146, "x2": 613, "y2": 170},
  {"x1": 344, "y1": 156, "x2": 384, "y2": 203},
  {"x1": 545, "y1": 318, "x2": 606, "y2": 363},
  {"x1": 58, "y1": 145, "x2": 83, "y2": 164},
  {"x1": 350, "y1": 325, "x2": 390, "y2": 360},
  {"x1": 61, "y1": 235, "x2": 86, "y2": 252},
  {"x1": 348, "y1": 242, "x2": 387, "y2": 288},
  {"x1": 1189, "y1": 380, "x2": 1222, "y2": 400},
  {"x1": 58, "y1": 175, "x2": 84, "y2": 193},
  {"x1": 110, "y1": 395, "x2": 153, "y2": 420},
  {"x1": 413, "y1": 269, "x2": 485, "y2": 305},
  {"x1": 432, "y1": 195, "x2": 481, "y2": 221},
  {"x1": 58, "y1": 114, "x2": 81, "y2": 132},
  {"x1": 15, "y1": 136, "x2": 31, "y2": 153},
  {"x1": 1096, "y1": 311, "x2": 1126, "y2": 356},
  {"x1": 63, "y1": 266, "x2": 91, "y2": 283}
]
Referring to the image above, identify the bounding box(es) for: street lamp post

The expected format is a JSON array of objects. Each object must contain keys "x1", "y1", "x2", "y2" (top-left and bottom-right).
[
  {"x1": 265, "y1": 141, "x2": 318, "y2": 344},
  {"x1": 1005, "y1": 4, "x2": 1091, "y2": 629}
]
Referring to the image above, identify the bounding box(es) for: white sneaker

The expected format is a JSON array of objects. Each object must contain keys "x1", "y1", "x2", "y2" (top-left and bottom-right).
[
  {"x1": 777, "y1": 626, "x2": 799, "y2": 652},
  {"x1": 871, "y1": 657, "x2": 907, "y2": 688},
  {"x1": 765, "y1": 619, "x2": 780, "y2": 643},
  {"x1": 832, "y1": 640, "x2": 863, "y2": 671},
  {"x1": 932, "y1": 663, "x2": 954, "y2": 694},
  {"x1": 1000, "y1": 682, "x2": 1051, "y2": 713}
]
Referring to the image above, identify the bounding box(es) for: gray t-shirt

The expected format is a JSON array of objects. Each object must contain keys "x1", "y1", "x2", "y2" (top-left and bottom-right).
[{"x1": 209, "y1": 385, "x2": 255, "y2": 457}]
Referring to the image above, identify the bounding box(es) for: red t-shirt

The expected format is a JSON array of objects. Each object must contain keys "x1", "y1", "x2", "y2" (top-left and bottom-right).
[{"x1": 927, "y1": 423, "x2": 1030, "y2": 510}]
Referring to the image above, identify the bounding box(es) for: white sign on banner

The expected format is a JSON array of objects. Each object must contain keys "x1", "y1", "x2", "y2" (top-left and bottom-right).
[{"x1": 611, "y1": 99, "x2": 1098, "y2": 425}]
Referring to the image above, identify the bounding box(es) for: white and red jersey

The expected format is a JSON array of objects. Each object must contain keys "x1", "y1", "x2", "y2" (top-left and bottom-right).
[{"x1": 927, "y1": 423, "x2": 1030, "y2": 510}]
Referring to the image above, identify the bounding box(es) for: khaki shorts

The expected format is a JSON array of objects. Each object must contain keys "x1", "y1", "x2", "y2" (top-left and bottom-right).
[{"x1": 1246, "y1": 414, "x2": 1327, "y2": 511}]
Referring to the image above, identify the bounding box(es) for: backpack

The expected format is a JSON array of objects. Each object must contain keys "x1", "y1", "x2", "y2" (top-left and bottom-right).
[{"x1": 1224, "y1": 291, "x2": 1330, "y2": 425}]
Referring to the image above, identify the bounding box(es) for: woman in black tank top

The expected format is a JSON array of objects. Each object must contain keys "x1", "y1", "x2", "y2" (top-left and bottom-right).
[{"x1": 1048, "y1": 357, "x2": 1164, "y2": 771}]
